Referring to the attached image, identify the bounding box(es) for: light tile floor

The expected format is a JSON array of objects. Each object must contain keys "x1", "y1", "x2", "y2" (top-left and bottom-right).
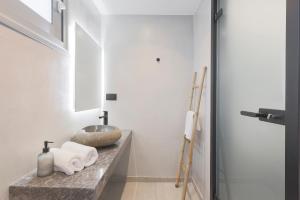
[{"x1": 121, "y1": 182, "x2": 200, "y2": 200}]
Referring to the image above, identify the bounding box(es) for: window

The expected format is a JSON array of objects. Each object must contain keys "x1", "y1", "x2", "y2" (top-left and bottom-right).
[
  {"x1": 19, "y1": 0, "x2": 53, "y2": 23},
  {"x1": 0, "y1": 0, "x2": 66, "y2": 49}
]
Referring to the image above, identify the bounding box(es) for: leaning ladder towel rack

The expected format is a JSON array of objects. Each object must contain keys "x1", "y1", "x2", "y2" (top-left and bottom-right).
[{"x1": 175, "y1": 66, "x2": 207, "y2": 200}]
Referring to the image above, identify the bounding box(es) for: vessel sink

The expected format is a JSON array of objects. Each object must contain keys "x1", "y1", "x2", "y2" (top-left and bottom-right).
[
  {"x1": 83, "y1": 125, "x2": 118, "y2": 133},
  {"x1": 71, "y1": 125, "x2": 122, "y2": 148}
]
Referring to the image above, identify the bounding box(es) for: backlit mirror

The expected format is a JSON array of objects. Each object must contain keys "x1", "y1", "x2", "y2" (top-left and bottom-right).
[{"x1": 75, "y1": 23, "x2": 102, "y2": 112}]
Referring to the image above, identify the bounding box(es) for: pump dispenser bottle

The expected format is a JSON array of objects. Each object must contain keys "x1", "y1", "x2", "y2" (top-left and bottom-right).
[{"x1": 37, "y1": 141, "x2": 54, "y2": 177}]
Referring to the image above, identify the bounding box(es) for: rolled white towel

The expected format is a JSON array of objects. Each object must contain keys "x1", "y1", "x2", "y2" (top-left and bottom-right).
[
  {"x1": 61, "y1": 141, "x2": 98, "y2": 167},
  {"x1": 50, "y1": 148, "x2": 84, "y2": 175}
]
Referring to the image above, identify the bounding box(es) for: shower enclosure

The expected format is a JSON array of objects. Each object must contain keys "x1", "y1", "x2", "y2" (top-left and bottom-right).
[{"x1": 211, "y1": 0, "x2": 300, "y2": 199}]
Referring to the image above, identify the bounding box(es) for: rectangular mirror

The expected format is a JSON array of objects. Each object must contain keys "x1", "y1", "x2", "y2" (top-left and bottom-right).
[{"x1": 75, "y1": 23, "x2": 102, "y2": 112}]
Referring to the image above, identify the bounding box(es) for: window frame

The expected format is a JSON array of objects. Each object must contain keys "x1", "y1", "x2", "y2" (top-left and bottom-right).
[{"x1": 0, "y1": 0, "x2": 67, "y2": 50}]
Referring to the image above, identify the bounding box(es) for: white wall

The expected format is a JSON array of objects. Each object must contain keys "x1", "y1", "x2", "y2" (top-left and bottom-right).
[
  {"x1": 0, "y1": 1, "x2": 101, "y2": 199},
  {"x1": 192, "y1": 0, "x2": 211, "y2": 199},
  {"x1": 102, "y1": 15, "x2": 194, "y2": 177}
]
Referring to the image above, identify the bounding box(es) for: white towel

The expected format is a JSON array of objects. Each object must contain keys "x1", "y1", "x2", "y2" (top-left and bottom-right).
[
  {"x1": 61, "y1": 141, "x2": 98, "y2": 167},
  {"x1": 50, "y1": 148, "x2": 84, "y2": 175},
  {"x1": 184, "y1": 111, "x2": 195, "y2": 140}
]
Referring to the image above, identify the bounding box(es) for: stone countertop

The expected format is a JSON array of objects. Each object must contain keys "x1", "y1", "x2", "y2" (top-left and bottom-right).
[{"x1": 9, "y1": 130, "x2": 132, "y2": 200}]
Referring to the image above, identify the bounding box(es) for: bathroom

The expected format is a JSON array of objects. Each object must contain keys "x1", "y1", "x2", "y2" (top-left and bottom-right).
[{"x1": 0, "y1": 0, "x2": 299, "y2": 200}]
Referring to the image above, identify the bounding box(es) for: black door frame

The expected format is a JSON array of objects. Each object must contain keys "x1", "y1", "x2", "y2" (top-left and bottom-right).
[{"x1": 210, "y1": 0, "x2": 300, "y2": 199}]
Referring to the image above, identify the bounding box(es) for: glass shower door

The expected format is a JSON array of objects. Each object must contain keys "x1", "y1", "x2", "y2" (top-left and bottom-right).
[{"x1": 216, "y1": 0, "x2": 286, "y2": 200}]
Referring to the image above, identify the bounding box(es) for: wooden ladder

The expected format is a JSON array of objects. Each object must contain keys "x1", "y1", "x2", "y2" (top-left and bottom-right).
[{"x1": 175, "y1": 66, "x2": 207, "y2": 200}]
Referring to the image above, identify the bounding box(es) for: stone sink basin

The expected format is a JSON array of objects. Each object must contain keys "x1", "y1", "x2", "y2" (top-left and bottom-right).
[{"x1": 71, "y1": 125, "x2": 122, "y2": 148}]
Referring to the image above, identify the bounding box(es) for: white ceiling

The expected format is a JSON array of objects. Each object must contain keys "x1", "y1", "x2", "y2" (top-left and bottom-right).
[{"x1": 93, "y1": 0, "x2": 202, "y2": 15}]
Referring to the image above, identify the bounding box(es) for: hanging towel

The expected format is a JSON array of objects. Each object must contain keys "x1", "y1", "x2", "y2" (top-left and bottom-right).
[
  {"x1": 184, "y1": 111, "x2": 195, "y2": 140},
  {"x1": 50, "y1": 148, "x2": 84, "y2": 175},
  {"x1": 61, "y1": 141, "x2": 98, "y2": 167}
]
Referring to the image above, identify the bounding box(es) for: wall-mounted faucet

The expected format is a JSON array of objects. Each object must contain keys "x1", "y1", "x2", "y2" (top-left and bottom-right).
[{"x1": 99, "y1": 111, "x2": 108, "y2": 125}]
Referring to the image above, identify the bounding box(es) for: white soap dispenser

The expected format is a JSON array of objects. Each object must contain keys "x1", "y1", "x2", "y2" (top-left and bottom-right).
[{"x1": 37, "y1": 141, "x2": 54, "y2": 177}]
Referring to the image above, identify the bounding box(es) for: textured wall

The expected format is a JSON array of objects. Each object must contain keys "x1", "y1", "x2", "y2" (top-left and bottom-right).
[
  {"x1": 192, "y1": 0, "x2": 212, "y2": 199},
  {"x1": 0, "y1": 1, "x2": 101, "y2": 199},
  {"x1": 102, "y1": 15, "x2": 194, "y2": 178}
]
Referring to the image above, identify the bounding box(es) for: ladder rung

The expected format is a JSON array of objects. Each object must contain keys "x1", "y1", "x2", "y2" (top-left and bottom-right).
[{"x1": 184, "y1": 136, "x2": 191, "y2": 143}]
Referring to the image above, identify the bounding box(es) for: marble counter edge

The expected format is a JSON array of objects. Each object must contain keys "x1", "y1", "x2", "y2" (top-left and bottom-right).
[{"x1": 9, "y1": 130, "x2": 132, "y2": 200}]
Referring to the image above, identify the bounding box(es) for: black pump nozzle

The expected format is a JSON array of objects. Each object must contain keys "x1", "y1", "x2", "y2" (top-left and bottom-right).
[{"x1": 43, "y1": 141, "x2": 54, "y2": 153}]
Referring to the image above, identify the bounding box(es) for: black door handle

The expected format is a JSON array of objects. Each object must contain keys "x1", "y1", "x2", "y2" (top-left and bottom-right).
[
  {"x1": 240, "y1": 111, "x2": 268, "y2": 118},
  {"x1": 240, "y1": 108, "x2": 285, "y2": 125}
]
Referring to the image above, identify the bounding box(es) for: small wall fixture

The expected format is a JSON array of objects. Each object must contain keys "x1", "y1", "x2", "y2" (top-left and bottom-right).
[
  {"x1": 56, "y1": 0, "x2": 66, "y2": 13},
  {"x1": 156, "y1": 58, "x2": 161, "y2": 63},
  {"x1": 106, "y1": 93, "x2": 117, "y2": 101}
]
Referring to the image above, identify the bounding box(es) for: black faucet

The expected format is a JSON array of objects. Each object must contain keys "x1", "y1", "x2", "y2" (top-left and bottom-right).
[{"x1": 99, "y1": 111, "x2": 108, "y2": 125}]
